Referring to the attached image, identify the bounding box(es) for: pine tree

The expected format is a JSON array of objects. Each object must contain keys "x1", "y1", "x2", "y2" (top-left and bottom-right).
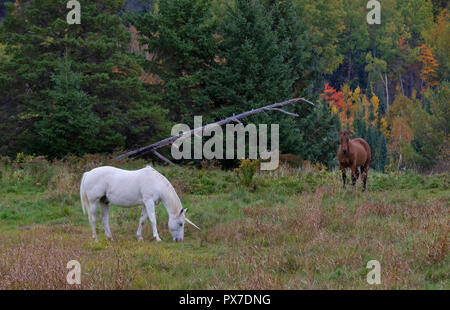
[
  {"x1": 261, "y1": 0, "x2": 310, "y2": 96},
  {"x1": 204, "y1": 0, "x2": 301, "y2": 157},
  {"x1": 0, "y1": 0, "x2": 169, "y2": 156},
  {"x1": 131, "y1": 0, "x2": 218, "y2": 125},
  {"x1": 206, "y1": 0, "x2": 296, "y2": 117},
  {"x1": 377, "y1": 133, "x2": 388, "y2": 172},
  {"x1": 32, "y1": 58, "x2": 100, "y2": 158},
  {"x1": 296, "y1": 101, "x2": 341, "y2": 168},
  {"x1": 353, "y1": 116, "x2": 367, "y2": 140}
]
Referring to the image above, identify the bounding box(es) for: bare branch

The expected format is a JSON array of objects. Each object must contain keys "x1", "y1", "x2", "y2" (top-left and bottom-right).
[
  {"x1": 152, "y1": 150, "x2": 175, "y2": 166},
  {"x1": 232, "y1": 117, "x2": 243, "y2": 125},
  {"x1": 115, "y1": 97, "x2": 315, "y2": 160},
  {"x1": 267, "y1": 108, "x2": 299, "y2": 117},
  {"x1": 298, "y1": 98, "x2": 315, "y2": 106}
]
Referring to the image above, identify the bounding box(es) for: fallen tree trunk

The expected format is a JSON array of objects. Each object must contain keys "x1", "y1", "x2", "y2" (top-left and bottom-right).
[{"x1": 116, "y1": 97, "x2": 315, "y2": 161}]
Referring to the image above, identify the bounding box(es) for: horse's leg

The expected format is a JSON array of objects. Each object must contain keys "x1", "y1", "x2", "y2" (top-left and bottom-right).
[
  {"x1": 351, "y1": 165, "x2": 359, "y2": 189},
  {"x1": 341, "y1": 167, "x2": 347, "y2": 189},
  {"x1": 362, "y1": 164, "x2": 369, "y2": 192},
  {"x1": 89, "y1": 199, "x2": 99, "y2": 241},
  {"x1": 100, "y1": 202, "x2": 113, "y2": 240},
  {"x1": 136, "y1": 207, "x2": 147, "y2": 242},
  {"x1": 144, "y1": 200, "x2": 161, "y2": 242}
]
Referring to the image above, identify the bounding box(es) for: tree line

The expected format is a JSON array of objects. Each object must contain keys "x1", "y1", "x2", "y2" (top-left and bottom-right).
[{"x1": 0, "y1": 0, "x2": 448, "y2": 171}]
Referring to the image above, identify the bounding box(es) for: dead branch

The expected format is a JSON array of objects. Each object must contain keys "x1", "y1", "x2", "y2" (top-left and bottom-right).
[{"x1": 116, "y1": 97, "x2": 314, "y2": 161}]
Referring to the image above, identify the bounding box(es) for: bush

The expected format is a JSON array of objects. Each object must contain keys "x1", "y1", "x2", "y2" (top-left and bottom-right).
[{"x1": 235, "y1": 159, "x2": 259, "y2": 187}]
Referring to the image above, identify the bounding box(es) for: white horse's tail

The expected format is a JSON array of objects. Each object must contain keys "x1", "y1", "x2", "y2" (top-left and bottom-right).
[{"x1": 80, "y1": 173, "x2": 91, "y2": 219}]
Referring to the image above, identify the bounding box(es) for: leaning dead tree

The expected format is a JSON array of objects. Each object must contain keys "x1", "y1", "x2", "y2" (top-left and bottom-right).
[{"x1": 116, "y1": 97, "x2": 315, "y2": 163}]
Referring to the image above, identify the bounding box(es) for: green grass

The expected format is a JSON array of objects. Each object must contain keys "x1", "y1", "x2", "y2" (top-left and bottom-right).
[{"x1": 0, "y1": 157, "x2": 448, "y2": 289}]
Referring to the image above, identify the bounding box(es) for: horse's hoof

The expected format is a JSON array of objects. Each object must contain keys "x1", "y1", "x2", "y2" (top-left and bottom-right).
[
  {"x1": 137, "y1": 237, "x2": 144, "y2": 242},
  {"x1": 155, "y1": 237, "x2": 162, "y2": 242}
]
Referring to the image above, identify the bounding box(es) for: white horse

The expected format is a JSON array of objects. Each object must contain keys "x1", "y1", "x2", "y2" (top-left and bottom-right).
[{"x1": 79, "y1": 165, "x2": 200, "y2": 242}]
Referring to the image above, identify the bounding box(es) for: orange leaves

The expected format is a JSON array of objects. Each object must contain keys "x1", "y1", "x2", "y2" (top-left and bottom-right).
[
  {"x1": 321, "y1": 83, "x2": 390, "y2": 141},
  {"x1": 321, "y1": 83, "x2": 354, "y2": 129},
  {"x1": 397, "y1": 37, "x2": 408, "y2": 51},
  {"x1": 418, "y1": 44, "x2": 439, "y2": 88},
  {"x1": 112, "y1": 68, "x2": 126, "y2": 75},
  {"x1": 322, "y1": 83, "x2": 343, "y2": 107}
]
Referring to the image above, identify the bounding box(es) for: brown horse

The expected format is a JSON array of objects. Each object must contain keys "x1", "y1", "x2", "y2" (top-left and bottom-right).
[{"x1": 338, "y1": 131, "x2": 371, "y2": 192}]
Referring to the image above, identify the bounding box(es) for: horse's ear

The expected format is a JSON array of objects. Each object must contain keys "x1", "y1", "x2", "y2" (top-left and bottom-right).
[{"x1": 179, "y1": 208, "x2": 187, "y2": 216}]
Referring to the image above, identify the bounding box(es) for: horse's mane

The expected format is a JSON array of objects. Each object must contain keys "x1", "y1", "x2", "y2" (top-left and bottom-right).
[{"x1": 145, "y1": 165, "x2": 183, "y2": 215}]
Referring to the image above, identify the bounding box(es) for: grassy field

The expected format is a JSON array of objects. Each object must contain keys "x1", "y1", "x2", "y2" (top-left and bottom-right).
[{"x1": 0, "y1": 155, "x2": 448, "y2": 289}]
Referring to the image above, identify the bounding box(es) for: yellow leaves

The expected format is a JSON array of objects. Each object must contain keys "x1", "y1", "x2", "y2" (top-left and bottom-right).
[
  {"x1": 328, "y1": 84, "x2": 385, "y2": 134},
  {"x1": 371, "y1": 94, "x2": 380, "y2": 114},
  {"x1": 353, "y1": 86, "x2": 361, "y2": 98},
  {"x1": 424, "y1": 9, "x2": 449, "y2": 67},
  {"x1": 386, "y1": 95, "x2": 418, "y2": 154},
  {"x1": 0, "y1": 44, "x2": 11, "y2": 62},
  {"x1": 380, "y1": 117, "x2": 389, "y2": 139},
  {"x1": 369, "y1": 94, "x2": 381, "y2": 128},
  {"x1": 342, "y1": 84, "x2": 351, "y2": 97},
  {"x1": 361, "y1": 95, "x2": 370, "y2": 123},
  {"x1": 389, "y1": 116, "x2": 414, "y2": 152}
]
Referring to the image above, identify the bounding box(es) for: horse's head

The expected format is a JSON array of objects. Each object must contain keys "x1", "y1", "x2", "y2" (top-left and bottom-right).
[
  {"x1": 168, "y1": 208, "x2": 200, "y2": 242},
  {"x1": 340, "y1": 130, "x2": 350, "y2": 155},
  {"x1": 168, "y1": 208, "x2": 186, "y2": 242}
]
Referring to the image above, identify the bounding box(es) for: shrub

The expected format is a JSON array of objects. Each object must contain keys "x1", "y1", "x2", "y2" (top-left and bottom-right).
[{"x1": 235, "y1": 159, "x2": 259, "y2": 187}]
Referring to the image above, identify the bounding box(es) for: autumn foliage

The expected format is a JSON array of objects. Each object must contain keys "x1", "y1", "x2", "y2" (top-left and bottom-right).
[
  {"x1": 321, "y1": 83, "x2": 354, "y2": 129},
  {"x1": 419, "y1": 44, "x2": 439, "y2": 88}
]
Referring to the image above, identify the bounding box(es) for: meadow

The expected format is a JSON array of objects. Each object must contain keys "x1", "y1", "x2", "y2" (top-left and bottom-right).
[{"x1": 0, "y1": 155, "x2": 448, "y2": 289}]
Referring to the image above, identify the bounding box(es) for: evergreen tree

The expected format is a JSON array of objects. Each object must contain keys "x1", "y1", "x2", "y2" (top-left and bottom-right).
[
  {"x1": 205, "y1": 0, "x2": 302, "y2": 157},
  {"x1": 206, "y1": 0, "x2": 293, "y2": 118},
  {"x1": 131, "y1": 0, "x2": 218, "y2": 125},
  {"x1": 32, "y1": 58, "x2": 100, "y2": 158},
  {"x1": 367, "y1": 124, "x2": 379, "y2": 170},
  {"x1": 261, "y1": 0, "x2": 310, "y2": 96},
  {"x1": 206, "y1": 0, "x2": 341, "y2": 166},
  {"x1": 353, "y1": 116, "x2": 367, "y2": 140},
  {"x1": 377, "y1": 133, "x2": 388, "y2": 172},
  {"x1": 0, "y1": 0, "x2": 169, "y2": 156},
  {"x1": 296, "y1": 101, "x2": 341, "y2": 167}
]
